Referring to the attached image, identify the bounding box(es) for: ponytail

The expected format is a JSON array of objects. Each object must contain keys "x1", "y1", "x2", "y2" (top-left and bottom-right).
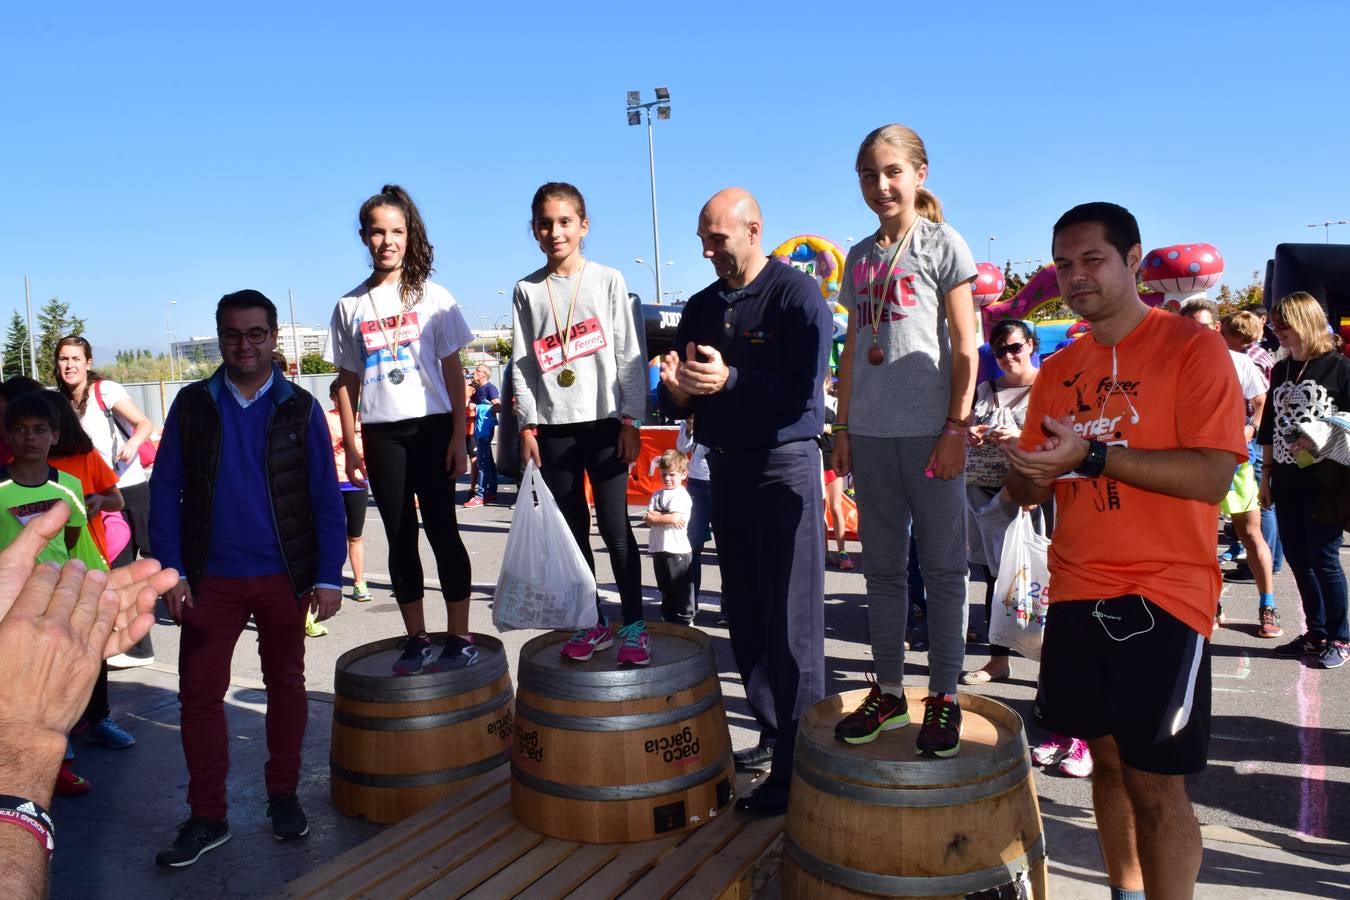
[{"x1": 915, "y1": 187, "x2": 943, "y2": 224}]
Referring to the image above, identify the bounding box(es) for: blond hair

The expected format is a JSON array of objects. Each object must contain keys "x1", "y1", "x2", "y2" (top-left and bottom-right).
[
  {"x1": 855, "y1": 124, "x2": 943, "y2": 223},
  {"x1": 1221, "y1": 310, "x2": 1261, "y2": 345},
  {"x1": 1272, "y1": 291, "x2": 1335, "y2": 358},
  {"x1": 656, "y1": 449, "x2": 689, "y2": 474}
]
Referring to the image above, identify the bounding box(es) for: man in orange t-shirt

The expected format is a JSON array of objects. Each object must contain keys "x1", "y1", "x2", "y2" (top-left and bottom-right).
[{"x1": 1006, "y1": 203, "x2": 1245, "y2": 900}]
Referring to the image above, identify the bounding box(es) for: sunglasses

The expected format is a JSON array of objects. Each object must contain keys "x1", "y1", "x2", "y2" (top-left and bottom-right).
[
  {"x1": 1271, "y1": 318, "x2": 1292, "y2": 331},
  {"x1": 994, "y1": 341, "x2": 1026, "y2": 357}
]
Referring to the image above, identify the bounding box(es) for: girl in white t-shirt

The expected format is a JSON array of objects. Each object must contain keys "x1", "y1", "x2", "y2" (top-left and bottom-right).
[
  {"x1": 325, "y1": 184, "x2": 476, "y2": 677},
  {"x1": 511, "y1": 181, "x2": 649, "y2": 666}
]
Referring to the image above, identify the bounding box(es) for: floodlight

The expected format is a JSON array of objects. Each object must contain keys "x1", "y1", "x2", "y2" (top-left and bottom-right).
[
  {"x1": 627, "y1": 90, "x2": 640, "y2": 107},
  {"x1": 654, "y1": 86, "x2": 670, "y2": 100},
  {"x1": 656, "y1": 105, "x2": 670, "y2": 120},
  {"x1": 627, "y1": 111, "x2": 641, "y2": 126}
]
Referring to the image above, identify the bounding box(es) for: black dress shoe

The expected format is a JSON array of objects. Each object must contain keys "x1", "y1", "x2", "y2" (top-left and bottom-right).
[
  {"x1": 734, "y1": 782, "x2": 789, "y2": 817},
  {"x1": 732, "y1": 741, "x2": 775, "y2": 773}
]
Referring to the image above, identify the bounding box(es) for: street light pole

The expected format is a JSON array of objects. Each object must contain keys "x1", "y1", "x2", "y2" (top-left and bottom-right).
[
  {"x1": 627, "y1": 87, "x2": 671, "y2": 308},
  {"x1": 1307, "y1": 220, "x2": 1348, "y2": 243},
  {"x1": 167, "y1": 299, "x2": 177, "y2": 382},
  {"x1": 23, "y1": 275, "x2": 36, "y2": 380}
]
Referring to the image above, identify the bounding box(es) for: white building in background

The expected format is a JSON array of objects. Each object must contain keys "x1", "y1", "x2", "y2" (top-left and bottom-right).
[{"x1": 173, "y1": 325, "x2": 329, "y2": 369}]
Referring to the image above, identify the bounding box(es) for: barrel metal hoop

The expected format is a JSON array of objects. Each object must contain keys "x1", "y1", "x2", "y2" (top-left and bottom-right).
[
  {"x1": 518, "y1": 643, "x2": 714, "y2": 701},
  {"x1": 510, "y1": 754, "x2": 731, "y2": 801},
  {"x1": 330, "y1": 749, "x2": 510, "y2": 788},
  {"x1": 783, "y1": 833, "x2": 1046, "y2": 897},
  {"x1": 335, "y1": 653, "x2": 508, "y2": 703},
  {"x1": 796, "y1": 731, "x2": 1027, "y2": 788},
  {"x1": 334, "y1": 687, "x2": 514, "y2": 732},
  {"x1": 794, "y1": 755, "x2": 1032, "y2": 807},
  {"x1": 513, "y1": 688, "x2": 721, "y2": 733}
]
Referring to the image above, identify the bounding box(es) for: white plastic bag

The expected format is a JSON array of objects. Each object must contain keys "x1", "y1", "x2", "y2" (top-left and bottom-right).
[
  {"x1": 989, "y1": 509, "x2": 1051, "y2": 660},
  {"x1": 493, "y1": 461, "x2": 598, "y2": 632}
]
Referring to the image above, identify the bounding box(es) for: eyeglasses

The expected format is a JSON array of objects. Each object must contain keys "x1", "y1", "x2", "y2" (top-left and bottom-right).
[
  {"x1": 994, "y1": 341, "x2": 1026, "y2": 357},
  {"x1": 1271, "y1": 318, "x2": 1292, "y2": 331},
  {"x1": 219, "y1": 327, "x2": 273, "y2": 345}
]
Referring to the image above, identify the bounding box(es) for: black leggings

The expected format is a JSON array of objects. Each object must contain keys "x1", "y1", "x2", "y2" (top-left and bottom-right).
[
  {"x1": 342, "y1": 488, "x2": 369, "y2": 539},
  {"x1": 536, "y1": 419, "x2": 644, "y2": 625},
  {"x1": 363, "y1": 414, "x2": 471, "y2": 606}
]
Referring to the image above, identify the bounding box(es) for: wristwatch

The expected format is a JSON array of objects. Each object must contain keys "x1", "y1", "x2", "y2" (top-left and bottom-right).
[
  {"x1": 621, "y1": 416, "x2": 641, "y2": 429},
  {"x1": 1075, "y1": 440, "x2": 1108, "y2": 478}
]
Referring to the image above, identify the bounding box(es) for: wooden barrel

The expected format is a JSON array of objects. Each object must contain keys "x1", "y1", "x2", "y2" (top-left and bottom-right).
[
  {"x1": 330, "y1": 634, "x2": 514, "y2": 824},
  {"x1": 510, "y1": 622, "x2": 734, "y2": 843},
  {"x1": 782, "y1": 688, "x2": 1047, "y2": 899}
]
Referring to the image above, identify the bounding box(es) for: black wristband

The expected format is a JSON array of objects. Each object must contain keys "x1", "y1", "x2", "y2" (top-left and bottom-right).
[
  {"x1": 1075, "y1": 440, "x2": 1109, "y2": 478},
  {"x1": 0, "y1": 795, "x2": 54, "y2": 860}
]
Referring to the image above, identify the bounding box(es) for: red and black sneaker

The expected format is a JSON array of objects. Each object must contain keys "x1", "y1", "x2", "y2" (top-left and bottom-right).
[
  {"x1": 916, "y1": 693, "x2": 963, "y2": 758},
  {"x1": 834, "y1": 679, "x2": 909, "y2": 745}
]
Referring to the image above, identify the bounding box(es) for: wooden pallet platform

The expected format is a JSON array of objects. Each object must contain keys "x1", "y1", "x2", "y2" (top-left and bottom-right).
[{"x1": 277, "y1": 765, "x2": 784, "y2": 900}]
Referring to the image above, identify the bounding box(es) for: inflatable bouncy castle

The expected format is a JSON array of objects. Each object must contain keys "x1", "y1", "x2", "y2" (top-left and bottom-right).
[{"x1": 771, "y1": 234, "x2": 850, "y2": 366}]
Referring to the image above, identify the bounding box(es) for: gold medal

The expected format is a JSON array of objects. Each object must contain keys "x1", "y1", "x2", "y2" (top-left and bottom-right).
[
  {"x1": 867, "y1": 343, "x2": 885, "y2": 366},
  {"x1": 556, "y1": 367, "x2": 576, "y2": 388}
]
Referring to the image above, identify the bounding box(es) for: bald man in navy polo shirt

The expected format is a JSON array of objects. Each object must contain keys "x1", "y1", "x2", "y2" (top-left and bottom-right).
[{"x1": 659, "y1": 188, "x2": 831, "y2": 817}]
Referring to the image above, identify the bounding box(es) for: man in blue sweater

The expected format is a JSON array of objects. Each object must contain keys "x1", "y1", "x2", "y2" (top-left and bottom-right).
[{"x1": 150, "y1": 290, "x2": 345, "y2": 868}]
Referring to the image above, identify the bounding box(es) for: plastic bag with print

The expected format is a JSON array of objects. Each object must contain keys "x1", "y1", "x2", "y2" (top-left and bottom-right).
[
  {"x1": 989, "y1": 509, "x2": 1051, "y2": 660},
  {"x1": 493, "y1": 461, "x2": 598, "y2": 632}
]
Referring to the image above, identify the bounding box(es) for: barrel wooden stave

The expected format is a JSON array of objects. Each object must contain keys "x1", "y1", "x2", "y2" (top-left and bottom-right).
[
  {"x1": 330, "y1": 634, "x2": 514, "y2": 824},
  {"x1": 510, "y1": 622, "x2": 735, "y2": 843},
  {"x1": 782, "y1": 688, "x2": 1047, "y2": 899}
]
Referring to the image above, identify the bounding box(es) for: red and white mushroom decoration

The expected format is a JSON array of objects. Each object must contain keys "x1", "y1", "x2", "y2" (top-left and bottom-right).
[
  {"x1": 971, "y1": 261, "x2": 1006, "y2": 307},
  {"x1": 1141, "y1": 243, "x2": 1224, "y2": 308}
]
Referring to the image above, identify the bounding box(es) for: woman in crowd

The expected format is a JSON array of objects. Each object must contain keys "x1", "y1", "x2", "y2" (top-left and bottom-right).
[
  {"x1": 55, "y1": 336, "x2": 158, "y2": 669},
  {"x1": 1259, "y1": 292, "x2": 1350, "y2": 668}
]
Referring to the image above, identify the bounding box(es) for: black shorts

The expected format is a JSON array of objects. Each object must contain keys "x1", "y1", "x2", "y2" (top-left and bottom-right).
[
  {"x1": 341, "y1": 488, "x2": 369, "y2": 539},
  {"x1": 1034, "y1": 595, "x2": 1211, "y2": 775}
]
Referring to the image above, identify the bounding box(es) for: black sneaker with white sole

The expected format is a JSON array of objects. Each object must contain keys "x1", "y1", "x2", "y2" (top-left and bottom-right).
[
  {"x1": 266, "y1": 793, "x2": 310, "y2": 841},
  {"x1": 155, "y1": 817, "x2": 231, "y2": 867}
]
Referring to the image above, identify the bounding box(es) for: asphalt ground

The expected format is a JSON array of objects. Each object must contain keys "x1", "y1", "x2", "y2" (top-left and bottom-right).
[{"x1": 50, "y1": 476, "x2": 1350, "y2": 898}]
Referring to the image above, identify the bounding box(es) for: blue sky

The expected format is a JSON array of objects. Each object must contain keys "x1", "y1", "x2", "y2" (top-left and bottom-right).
[{"x1": 3, "y1": 1, "x2": 1348, "y2": 360}]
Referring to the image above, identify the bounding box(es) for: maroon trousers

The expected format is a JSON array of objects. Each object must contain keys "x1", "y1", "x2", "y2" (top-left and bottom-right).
[{"x1": 179, "y1": 574, "x2": 307, "y2": 820}]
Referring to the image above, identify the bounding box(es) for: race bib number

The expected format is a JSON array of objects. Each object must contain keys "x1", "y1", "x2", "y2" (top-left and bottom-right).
[
  {"x1": 8, "y1": 498, "x2": 59, "y2": 526},
  {"x1": 360, "y1": 312, "x2": 422, "y2": 353},
  {"x1": 532, "y1": 316, "x2": 608, "y2": 373}
]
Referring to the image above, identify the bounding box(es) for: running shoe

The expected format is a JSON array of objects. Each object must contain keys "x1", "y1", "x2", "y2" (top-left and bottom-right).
[
  {"x1": 266, "y1": 793, "x2": 309, "y2": 841},
  {"x1": 915, "y1": 694, "x2": 962, "y2": 758},
  {"x1": 392, "y1": 633, "x2": 435, "y2": 675},
  {"x1": 560, "y1": 622, "x2": 613, "y2": 662},
  {"x1": 826, "y1": 550, "x2": 839, "y2": 568},
  {"x1": 350, "y1": 581, "x2": 371, "y2": 602},
  {"x1": 834, "y1": 680, "x2": 909, "y2": 745},
  {"x1": 837, "y1": 552, "x2": 855, "y2": 571},
  {"x1": 304, "y1": 609, "x2": 328, "y2": 638},
  {"x1": 54, "y1": 762, "x2": 91, "y2": 797},
  {"x1": 427, "y1": 635, "x2": 480, "y2": 672},
  {"x1": 1031, "y1": 734, "x2": 1073, "y2": 767},
  {"x1": 107, "y1": 650, "x2": 154, "y2": 670},
  {"x1": 615, "y1": 621, "x2": 651, "y2": 666},
  {"x1": 155, "y1": 817, "x2": 231, "y2": 867},
  {"x1": 1274, "y1": 631, "x2": 1325, "y2": 658},
  {"x1": 1258, "y1": 606, "x2": 1283, "y2": 639},
  {"x1": 1058, "y1": 739, "x2": 1094, "y2": 778},
  {"x1": 1318, "y1": 641, "x2": 1349, "y2": 670},
  {"x1": 463, "y1": 496, "x2": 485, "y2": 508},
  {"x1": 86, "y1": 716, "x2": 136, "y2": 749}
]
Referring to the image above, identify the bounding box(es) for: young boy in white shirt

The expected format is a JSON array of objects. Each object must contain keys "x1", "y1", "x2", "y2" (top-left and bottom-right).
[{"x1": 645, "y1": 450, "x2": 695, "y2": 626}]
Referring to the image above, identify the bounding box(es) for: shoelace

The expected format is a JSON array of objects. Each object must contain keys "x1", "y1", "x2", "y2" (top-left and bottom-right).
[
  {"x1": 616, "y1": 623, "x2": 645, "y2": 646},
  {"x1": 854, "y1": 686, "x2": 886, "y2": 719},
  {"x1": 922, "y1": 696, "x2": 954, "y2": 727}
]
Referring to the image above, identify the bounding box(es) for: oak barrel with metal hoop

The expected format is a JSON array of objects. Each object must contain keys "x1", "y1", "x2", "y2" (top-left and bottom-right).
[
  {"x1": 782, "y1": 688, "x2": 1047, "y2": 899},
  {"x1": 330, "y1": 633, "x2": 513, "y2": 824},
  {"x1": 511, "y1": 622, "x2": 734, "y2": 842}
]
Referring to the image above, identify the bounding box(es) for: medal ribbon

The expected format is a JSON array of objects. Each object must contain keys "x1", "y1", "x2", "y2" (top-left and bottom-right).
[
  {"x1": 867, "y1": 217, "x2": 921, "y2": 344},
  {"x1": 544, "y1": 261, "x2": 587, "y2": 368},
  {"x1": 366, "y1": 287, "x2": 410, "y2": 366}
]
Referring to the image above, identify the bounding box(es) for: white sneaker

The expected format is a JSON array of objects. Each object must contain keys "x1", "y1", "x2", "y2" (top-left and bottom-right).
[
  {"x1": 108, "y1": 652, "x2": 155, "y2": 670},
  {"x1": 1031, "y1": 734, "x2": 1072, "y2": 767},
  {"x1": 1058, "y1": 739, "x2": 1094, "y2": 778}
]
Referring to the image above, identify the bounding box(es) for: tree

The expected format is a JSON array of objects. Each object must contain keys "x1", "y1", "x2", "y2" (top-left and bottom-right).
[
  {"x1": 1215, "y1": 270, "x2": 1264, "y2": 315},
  {"x1": 493, "y1": 336, "x2": 513, "y2": 359},
  {"x1": 300, "y1": 353, "x2": 336, "y2": 375},
  {"x1": 35, "y1": 296, "x2": 86, "y2": 384},
  {"x1": 3, "y1": 312, "x2": 31, "y2": 380}
]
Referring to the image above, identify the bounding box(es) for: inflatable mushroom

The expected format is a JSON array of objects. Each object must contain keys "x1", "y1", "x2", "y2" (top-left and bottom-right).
[
  {"x1": 1141, "y1": 243, "x2": 1224, "y2": 310},
  {"x1": 971, "y1": 262, "x2": 1006, "y2": 307}
]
